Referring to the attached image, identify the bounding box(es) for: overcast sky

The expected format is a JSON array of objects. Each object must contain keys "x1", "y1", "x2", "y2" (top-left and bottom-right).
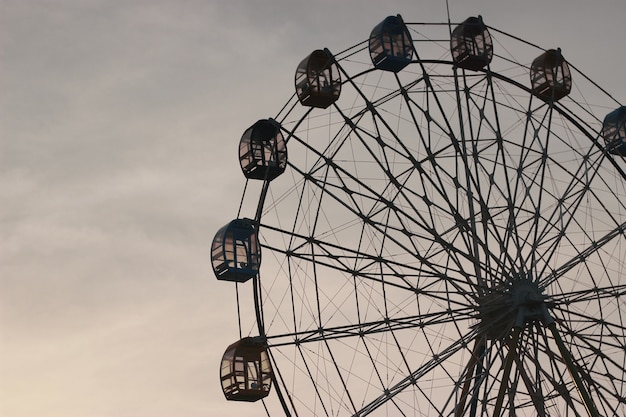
[{"x1": 1, "y1": 1, "x2": 624, "y2": 416}]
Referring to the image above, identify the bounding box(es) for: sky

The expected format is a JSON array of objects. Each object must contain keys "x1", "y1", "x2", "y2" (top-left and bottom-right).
[{"x1": 1, "y1": 1, "x2": 625, "y2": 417}]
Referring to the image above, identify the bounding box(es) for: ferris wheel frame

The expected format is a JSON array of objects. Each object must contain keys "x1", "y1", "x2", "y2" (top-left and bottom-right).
[{"x1": 213, "y1": 13, "x2": 626, "y2": 417}]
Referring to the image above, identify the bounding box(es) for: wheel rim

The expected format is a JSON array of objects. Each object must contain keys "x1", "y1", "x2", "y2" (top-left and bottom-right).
[{"x1": 234, "y1": 21, "x2": 626, "y2": 417}]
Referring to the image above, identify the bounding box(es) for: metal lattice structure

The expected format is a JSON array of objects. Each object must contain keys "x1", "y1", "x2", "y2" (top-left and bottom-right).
[{"x1": 213, "y1": 14, "x2": 626, "y2": 417}]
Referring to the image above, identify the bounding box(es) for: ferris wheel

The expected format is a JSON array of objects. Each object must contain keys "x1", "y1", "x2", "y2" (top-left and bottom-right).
[{"x1": 211, "y1": 14, "x2": 626, "y2": 417}]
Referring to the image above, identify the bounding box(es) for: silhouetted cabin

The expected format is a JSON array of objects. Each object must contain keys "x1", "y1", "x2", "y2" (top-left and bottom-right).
[
  {"x1": 450, "y1": 16, "x2": 493, "y2": 71},
  {"x1": 530, "y1": 49, "x2": 572, "y2": 102},
  {"x1": 220, "y1": 337, "x2": 273, "y2": 402},
  {"x1": 602, "y1": 106, "x2": 626, "y2": 155},
  {"x1": 211, "y1": 219, "x2": 260, "y2": 283},
  {"x1": 239, "y1": 119, "x2": 287, "y2": 181},
  {"x1": 295, "y1": 49, "x2": 341, "y2": 109},
  {"x1": 369, "y1": 15, "x2": 414, "y2": 72}
]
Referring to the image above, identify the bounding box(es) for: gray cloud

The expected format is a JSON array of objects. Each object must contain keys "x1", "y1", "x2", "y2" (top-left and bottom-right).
[{"x1": 1, "y1": 0, "x2": 624, "y2": 416}]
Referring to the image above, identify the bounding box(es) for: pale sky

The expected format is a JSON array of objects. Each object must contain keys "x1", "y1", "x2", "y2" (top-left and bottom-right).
[{"x1": 1, "y1": 1, "x2": 625, "y2": 417}]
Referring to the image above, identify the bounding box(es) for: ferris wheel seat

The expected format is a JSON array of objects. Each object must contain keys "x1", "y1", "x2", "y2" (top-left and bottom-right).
[
  {"x1": 295, "y1": 49, "x2": 341, "y2": 108},
  {"x1": 450, "y1": 16, "x2": 493, "y2": 71},
  {"x1": 239, "y1": 119, "x2": 287, "y2": 181},
  {"x1": 602, "y1": 106, "x2": 626, "y2": 155},
  {"x1": 530, "y1": 48, "x2": 572, "y2": 102},
  {"x1": 211, "y1": 219, "x2": 260, "y2": 283},
  {"x1": 220, "y1": 337, "x2": 273, "y2": 402},
  {"x1": 369, "y1": 15, "x2": 414, "y2": 72}
]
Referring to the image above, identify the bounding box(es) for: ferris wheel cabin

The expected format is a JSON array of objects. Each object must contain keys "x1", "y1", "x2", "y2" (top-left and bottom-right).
[
  {"x1": 369, "y1": 15, "x2": 414, "y2": 72},
  {"x1": 295, "y1": 49, "x2": 341, "y2": 109},
  {"x1": 530, "y1": 49, "x2": 572, "y2": 102},
  {"x1": 220, "y1": 337, "x2": 273, "y2": 402},
  {"x1": 211, "y1": 219, "x2": 260, "y2": 283},
  {"x1": 239, "y1": 119, "x2": 287, "y2": 181},
  {"x1": 602, "y1": 106, "x2": 626, "y2": 155},
  {"x1": 450, "y1": 16, "x2": 493, "y2": 71}
]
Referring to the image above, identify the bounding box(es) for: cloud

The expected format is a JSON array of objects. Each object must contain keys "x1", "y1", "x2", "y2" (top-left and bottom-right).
[{"x1": 1, "y1": 1, "x2": 625, "y2": 416}]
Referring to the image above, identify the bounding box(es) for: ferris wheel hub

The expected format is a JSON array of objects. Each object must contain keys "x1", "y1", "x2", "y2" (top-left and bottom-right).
[{"x1": 476, "y1": 275, "x2": 552, "y2": 339}]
